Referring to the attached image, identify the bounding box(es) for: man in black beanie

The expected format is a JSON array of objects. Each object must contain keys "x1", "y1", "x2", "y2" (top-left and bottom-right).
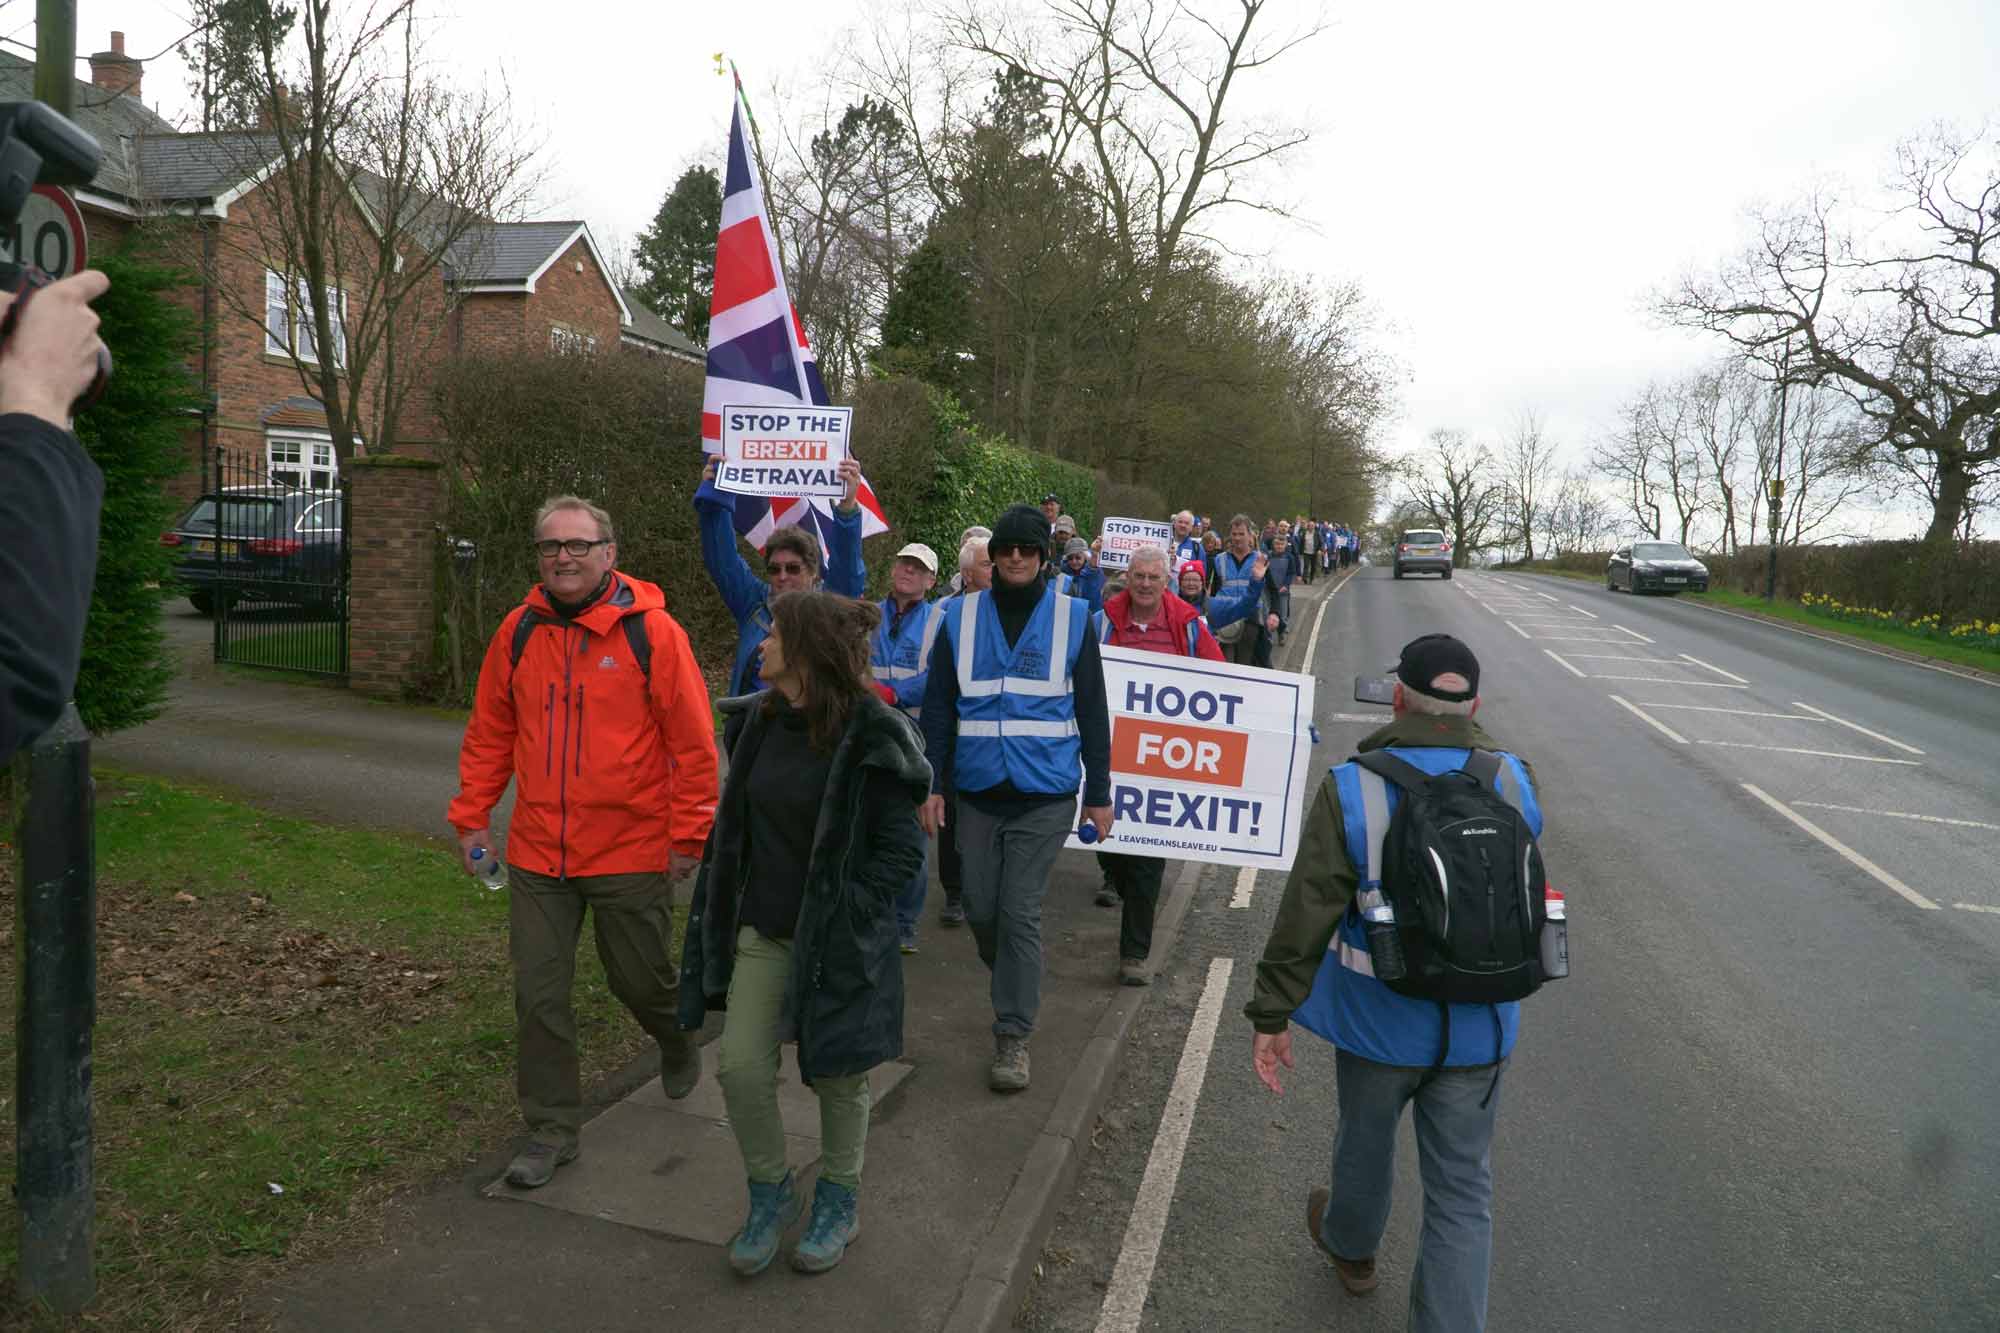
[{"x1": 920, "y1": 503, "x2": 1114, "y2": 1092}]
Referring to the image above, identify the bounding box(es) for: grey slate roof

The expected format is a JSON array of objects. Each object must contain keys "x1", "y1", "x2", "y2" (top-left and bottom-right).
[
  {"x1": 448, "y1": 220, "x2": 584, "y2": 283},
  {"x1": 0, "y1": 48, "x2": 178, "y2": 199},
  {"x1": 131, "y1": 131, "x2": 278, "y2": 202},
  {"x1": 620, "y1": 288, "x2": 704, "y2": 358}
]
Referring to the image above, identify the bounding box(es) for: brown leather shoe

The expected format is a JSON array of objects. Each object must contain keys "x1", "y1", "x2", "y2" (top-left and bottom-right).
[{"x1": 1307, "y1": 1185, "x2": 1377, "y2": 1294}]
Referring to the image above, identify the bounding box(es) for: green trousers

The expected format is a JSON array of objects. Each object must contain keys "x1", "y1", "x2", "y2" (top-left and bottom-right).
[
  {"x1": 718, "y1": 927, "x2": 870, "y2": 1189},
  {"x1": 510, "y1": 866, "x2": 692, "y2": 1149}
]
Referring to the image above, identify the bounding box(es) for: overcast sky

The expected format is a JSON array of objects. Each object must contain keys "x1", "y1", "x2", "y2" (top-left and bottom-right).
[{"x1": 59, "y1": 0, "x2": 2000, "y2": 526}]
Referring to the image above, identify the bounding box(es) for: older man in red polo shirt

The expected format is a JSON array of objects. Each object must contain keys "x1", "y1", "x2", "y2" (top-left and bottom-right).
[{"x1": 1091, "y1": 544, "x2": 1224, "y2": 985}]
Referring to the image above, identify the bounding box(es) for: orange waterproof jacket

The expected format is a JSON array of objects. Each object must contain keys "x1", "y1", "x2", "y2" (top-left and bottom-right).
[{"x1": 449, "y1": 572, "x2": 718, "y2": 877}]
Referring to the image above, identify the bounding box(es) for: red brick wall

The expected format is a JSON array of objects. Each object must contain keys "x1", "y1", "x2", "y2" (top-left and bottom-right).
[{"x1": 345, "y1": 456, "x2": 441, "y2": 697}]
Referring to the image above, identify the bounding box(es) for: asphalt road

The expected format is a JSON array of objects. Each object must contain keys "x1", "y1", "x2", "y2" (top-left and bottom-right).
[{"x1": 1018, "y1": 567, "x2": 2000, "y2": 1332}]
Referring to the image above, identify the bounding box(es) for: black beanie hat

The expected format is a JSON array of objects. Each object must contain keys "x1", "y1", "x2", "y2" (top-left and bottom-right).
[
  {"x1": 1396, "y1": 633, "x2": 1480, "y2": 702},
  {"x1": 991, "y1": 503, "x2": 1051, "y2": 556}
]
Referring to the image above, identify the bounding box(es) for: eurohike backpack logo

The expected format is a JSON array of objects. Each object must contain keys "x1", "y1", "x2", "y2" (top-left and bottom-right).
[{"x1": 1353, "y1": 749, "x2": 1548, "y2": 1009}]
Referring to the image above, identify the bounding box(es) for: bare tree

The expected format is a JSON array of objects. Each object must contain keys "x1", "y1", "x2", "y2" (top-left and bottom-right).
[
  {"x1": 184, "y1": 0, "x2": 540, "y2": 459},
  {"x1": 1592, "y1": 397, "x2": 1664, "y2": 540},
  {"x1": 1404, "y1": 429, "x2": 1506, "y2": 565},
  {"x1": 1682, "y1": 361, "x2": 1761, "y2": 554},
  {"x1": 1661, "y1": 122, "x2": 2000, "y2": 544},
  {"x1": 1498, "y1": 408, "x2": 1558, "y2": 562},
  {"x1": 1546, "y1": 469, "x2": 1612, "y2": 556}
]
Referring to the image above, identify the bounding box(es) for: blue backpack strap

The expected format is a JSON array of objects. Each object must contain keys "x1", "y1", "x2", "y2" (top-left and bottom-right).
[{"x1": 1184, "y1": 621, "x2": 1200, "y2": 655}]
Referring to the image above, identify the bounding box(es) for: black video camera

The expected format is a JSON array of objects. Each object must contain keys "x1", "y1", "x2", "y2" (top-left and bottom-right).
[{"x1": 0, "y1": 100, "x2": 111, "y2": 411}]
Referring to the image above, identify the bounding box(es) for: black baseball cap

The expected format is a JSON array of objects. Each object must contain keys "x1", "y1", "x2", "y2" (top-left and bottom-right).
[
  {"x1": 1395, "y1": 634, "x2": 1480, "y2": 702},
  {"x1": 1041, "y1": 492, "x2": 1061, "y2": 505}
]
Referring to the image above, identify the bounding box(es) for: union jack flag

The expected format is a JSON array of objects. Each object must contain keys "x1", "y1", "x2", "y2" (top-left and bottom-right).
[{"x1": 702, "y1": 73, "x2": 889, "y2": 557}]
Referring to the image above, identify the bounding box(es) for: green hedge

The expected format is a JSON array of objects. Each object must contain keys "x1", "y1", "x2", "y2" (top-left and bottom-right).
[{"x1": 428, "y1": 361, "x2": 1098, "y2": 704}]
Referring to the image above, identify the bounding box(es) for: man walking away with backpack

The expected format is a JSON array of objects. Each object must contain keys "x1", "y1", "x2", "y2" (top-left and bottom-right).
[{"x1": 1245, "y1": 634, "x2": 1549, "y2": 1332}]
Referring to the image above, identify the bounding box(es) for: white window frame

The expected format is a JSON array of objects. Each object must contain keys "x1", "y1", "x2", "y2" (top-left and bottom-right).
[
  {"x1": 262, "y1": 269, "x2": 349, "y2": 368},
  {"x1": 266, "y1": 429, "x2": 338, "y2": 491}
]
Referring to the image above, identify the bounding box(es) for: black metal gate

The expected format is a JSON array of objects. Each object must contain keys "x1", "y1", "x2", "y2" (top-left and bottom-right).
[{"x1": 198, "y1": 447, "x2": 350, "y2": 677}]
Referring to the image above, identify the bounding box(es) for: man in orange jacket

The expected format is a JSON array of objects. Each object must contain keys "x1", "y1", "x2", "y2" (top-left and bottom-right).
[
  {"x1": 450, "y1": 495, "x2": 719, "y2": 1188},
  {"x1": 1092, "y1": 544, "x2": 1225, "y2": 986}
]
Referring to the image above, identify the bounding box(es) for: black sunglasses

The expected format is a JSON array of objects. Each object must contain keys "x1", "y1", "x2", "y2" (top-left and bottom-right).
[
  {"x1": 534, "y1": 538, "x2": 610, "y2": 558},
  {"x1": 992, "y1": 542, "x2": 1043, "y2": 560}
]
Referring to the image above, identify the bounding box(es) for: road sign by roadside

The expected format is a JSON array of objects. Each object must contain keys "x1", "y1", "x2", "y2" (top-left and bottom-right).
[{"x1": 0, "y1": 185, "x2": 88, "y2": 278}]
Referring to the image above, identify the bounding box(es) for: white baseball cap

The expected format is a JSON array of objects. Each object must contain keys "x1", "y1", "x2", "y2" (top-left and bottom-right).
[{"x1": 896, "y1": 542, "x2": 940, "y2": 574}]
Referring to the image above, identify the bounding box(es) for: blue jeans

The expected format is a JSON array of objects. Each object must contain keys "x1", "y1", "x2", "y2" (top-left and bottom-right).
[
  {"x1": 895, "y1": 841, "x2": 929, "y2": 937},
  {"x1": 1320, "y1": 1047, "x2": 1505, "y2": 1333}
]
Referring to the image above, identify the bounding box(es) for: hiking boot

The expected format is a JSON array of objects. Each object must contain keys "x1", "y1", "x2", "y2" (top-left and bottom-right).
[
  {"x1": 939, "y1": 893, "x2": 965, "y2": 927},
  {"x1": 1118, "y1": 957, "x2": 1150, "y2": 987},
  {"x1": 791, "y1": 1177, "x2": 861, "y2": 1274},
  {"x1": 504, "y1": 1139, "x2": 577, "y2": 1189},
  {"x1": 989, "y1": 1035, "x2": 1030, "y2": 1093},
  {"x1": 1307, "y1": 1185, "x2": 1377, "y2": 1295},
  {"x1": 729, "y1": 1171, "x2": 803, "y2": 1277},
  {"x1": 1095, "y1": 886, "x2": 1119, "y2": 907},
  {"x1": 659, "y1": 1033, "x2": 700, "y2": 1101}
]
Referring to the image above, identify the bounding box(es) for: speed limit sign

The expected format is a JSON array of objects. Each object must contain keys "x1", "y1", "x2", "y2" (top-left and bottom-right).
[{"x1": 1, "y1": 185, "x2": 89, "y2": 277}]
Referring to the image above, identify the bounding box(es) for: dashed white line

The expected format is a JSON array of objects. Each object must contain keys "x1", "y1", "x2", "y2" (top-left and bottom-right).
[
  {"x1": 1792, "y1": 802, "x2": 2000, "y2": 833},
  {"x1": 1954, "y1": 902, "x2": 2000, "y2": 915},
  {"x1": 1698, "y1": 740, "x2": 1920, "y2": 765},
  {"x1": 1543, "y1": 649, "x2": 1587, "y2": 678},
  {"x1": 1230, "y1": 866, "x2": 1258, "y2": 909},
  {"x1": 1560, "y1": 653, "x2": 1671, "y2": 663},
  {"x1": 1609, "y1": 694, "x2": 1689, "y2": 743},
  {"x1": 1644, "y1": 703, "x2": 1821, "y2": 720},
  {"x1": 1504, "y1": 620, "x2": 1532, "y2": 640},
  {"x1": 1740, "y1": 784, "x2": 1939, "y2": 910},
  {"x1": 1678, "y1": 653, "x2": 1750, "y2": 684},
  {"x1": 1325, "y1": 711, "x2": 1390, "y2": 724},
  {"x1": 1096, "y1": 956, "x2": 1234, "y2": 1333},
  {"x1": 1586, "y1": 676, "x2": 1750, "y2": 688},
  {"x1": 1534, "y1": 634, "x2": 1656, "y2": 644},
  {"x1": 1611, "y1": 624, "x2": 1656, "y2": 644},
  {"x1": 1565, "y1": 604, "x2": 1601, "y2": 619},
  {"x1": 1790, "y1": 701, "x2": 1925, "y2": 756},
  {"x1": 1535, "y1": 591, "x2": 1560, "y2": 602}
]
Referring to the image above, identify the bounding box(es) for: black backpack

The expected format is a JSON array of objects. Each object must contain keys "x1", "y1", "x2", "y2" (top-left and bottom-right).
[
  {"x1": 509, "y1": 607, "x2": 655, "y2": 683},
  {"x1": 1354, "y1": 749, "x2": 1548, "y2": 1010}
]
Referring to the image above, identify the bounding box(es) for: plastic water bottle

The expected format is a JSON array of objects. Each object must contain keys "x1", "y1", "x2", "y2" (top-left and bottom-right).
[
  {"x1": 470, "y1": 845, "x2": 507, "y2": 892},
  {"x1": 1539, "y1": 887, "x2": 1569, "y2": 979},
  {"x1": 1357, "y1": 886, "x2": 1406, "y2": 981}
]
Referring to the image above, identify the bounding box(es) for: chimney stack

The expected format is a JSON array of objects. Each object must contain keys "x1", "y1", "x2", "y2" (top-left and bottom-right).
[{"x1": 89, "y1": 31, "x2": 143, "y2": 100}]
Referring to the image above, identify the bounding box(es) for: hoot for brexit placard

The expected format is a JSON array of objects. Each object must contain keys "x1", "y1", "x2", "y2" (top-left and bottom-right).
[{"x1": 1067, "y1": 645, "x2": 1316, "y2": 870}]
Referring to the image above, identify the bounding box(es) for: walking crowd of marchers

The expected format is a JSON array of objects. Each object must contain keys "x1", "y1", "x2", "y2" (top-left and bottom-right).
[{"x1": 445, "y1": 453, "x2": 1530, "y2": 1333}]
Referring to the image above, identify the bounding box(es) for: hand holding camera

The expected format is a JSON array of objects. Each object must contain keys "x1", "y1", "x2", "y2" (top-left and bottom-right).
[{"x1": 0, "y1": 268, "x2": 109, "y2": 428}]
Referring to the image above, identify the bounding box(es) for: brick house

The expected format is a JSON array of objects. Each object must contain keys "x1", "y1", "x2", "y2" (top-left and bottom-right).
[{"x1": 3, "y1": 34, "x2": 700, "y2": 500}]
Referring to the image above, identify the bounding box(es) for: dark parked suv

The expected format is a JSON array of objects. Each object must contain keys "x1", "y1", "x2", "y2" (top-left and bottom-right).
[
  {"x1": 161, "y1": 487, "x2": 345, "y2": 614},
  {"x1": 1393, "y1": 529, "x2": 1453, "y2": 579},
  {"x1": 1606, "y1": 540, "x2": 1709, "y2": 594}
]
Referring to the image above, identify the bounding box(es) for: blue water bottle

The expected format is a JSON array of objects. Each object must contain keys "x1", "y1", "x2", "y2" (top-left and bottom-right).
[{"x1": 1076, "y1": 823, "x2": 1108, "y2": 845}]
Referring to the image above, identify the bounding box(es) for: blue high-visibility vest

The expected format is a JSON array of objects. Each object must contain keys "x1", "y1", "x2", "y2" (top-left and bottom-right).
[
  {"x1": 941, "y1": 585, "x2": 1086, "y2": 795},
  {"x1": 871, "y1": 596, "x2": 944, "y2": 718},
  {"x1": 1293, "y1": 745, "x2": 1541, "y2": 1068}
]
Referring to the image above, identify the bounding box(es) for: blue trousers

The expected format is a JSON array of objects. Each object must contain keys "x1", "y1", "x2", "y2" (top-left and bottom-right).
[{"x1": 1320, "y1": 1047, "x2": 1506, "y2": 1333}]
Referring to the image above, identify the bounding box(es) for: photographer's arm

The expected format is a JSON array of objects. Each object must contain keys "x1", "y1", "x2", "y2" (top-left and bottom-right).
[{"x1": 0, "y1": 271, "x2": 112, "y2": 759}]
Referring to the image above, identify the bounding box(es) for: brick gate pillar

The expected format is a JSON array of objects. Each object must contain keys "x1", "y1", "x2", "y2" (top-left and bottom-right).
[{"x1": 345, "y1": 455, "x2": 441, "y2": 698}]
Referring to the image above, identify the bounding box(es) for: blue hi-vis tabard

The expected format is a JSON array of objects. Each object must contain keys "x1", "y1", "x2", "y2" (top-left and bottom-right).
[
  {"x1": 941, "y1": 585, "x2": 1087, "y2": 795},
  {"x1": 1293, "y1": 746, "x2": 1542, "y2": 1069},
  {"x1": 871, "y1": 596, "x2": 944, "y2": 719}
]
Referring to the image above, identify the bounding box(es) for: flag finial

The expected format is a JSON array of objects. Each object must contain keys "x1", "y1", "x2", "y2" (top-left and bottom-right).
[{"x1": 712, "y1": 51, "x2": 724, "y2": 76}]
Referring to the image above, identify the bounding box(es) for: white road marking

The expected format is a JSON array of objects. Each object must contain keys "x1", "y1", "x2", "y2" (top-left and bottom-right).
[
  {"x1": 1739, "y1": 785, "x2": 1940, "y2": 910},
  {"x1": 1096, "y1": 956, "x2": 1235, "y2": 1333},
  {"x1": 1534, "y1": 634, "x2": 1658, "y2": 644},
  {"x1": 1793, "y1": 802, "x2": 2000, "y2": 833},
  {"x1": 1644, "y1": 703, "x2": 1821, "y2": 720},
  {"x1": 1609, "y1": 694, "x2": 1689, "y2": 743},
  {"x1": 1954, "y1": 902, "x2": 2000, "y2": 915},
  {"x1": 1543, "y1": 649, "x2": 1587, "y2": 678},
  {"x1": 1680, "y1": 600, "x2": 2000, "y2": 689},
  {"x1": 1504, "y1": 620, "x2": 1532, "y2": 639},
  {"x1": 1587, "y1": 676, "x2": 1750, "y2": 688},
  {"x1": 1611, "y1": 624, "x2": 1656, "y2": 643},
  {"x1": 1678, "y1": 653, "x2": 1750, "y2": 684},
  {"x1": 1326, "y1": 712, "x2": 1391, "y2": 723},
  {"x1": 1536, "y1": 591, "x2": 1560, "y2": 602},
  {"x1": 1230, "y1": 866, "x2": 1257, "y2": 910},
  {"x1": 1508, "y1": 617, "x2": 1599, "y2": 627},
  {"x1": 1698, "y1": 740, "x2": 1920, "y2": 765},
  {"x1": 1299, "y1": 570, "x2": 1352, "y2": 673},
  {"x1": 1566, "y1": 603, "x2": 1601, "y2": 619},
  {"x1": 1560, "y1": 653, "x2": 1672, "y2": 662},
  {"x1": 1790, "y1": 701, "x2": 1925, "y2": 756}
]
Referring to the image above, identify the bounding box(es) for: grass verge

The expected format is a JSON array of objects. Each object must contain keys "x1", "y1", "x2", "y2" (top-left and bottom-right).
[
  {"x1": 1504, "y1": 565, "x2": 2000, "y2": 675},
  {"x1": 1, "y1": 772, "x2": 679, "y2": 1329}
]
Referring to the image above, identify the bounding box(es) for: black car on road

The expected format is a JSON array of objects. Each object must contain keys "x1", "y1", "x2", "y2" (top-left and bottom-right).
[
  {"x1": 1607, "y1": 540, "x2": 1709, "y2": 594},
  {"x1": 161, "y1": 487, "x2": 345, "y2": 614}
]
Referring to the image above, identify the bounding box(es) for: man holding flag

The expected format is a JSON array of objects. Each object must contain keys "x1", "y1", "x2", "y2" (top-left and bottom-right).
[{"x1": 696, "y1": 63, "x2": 889, "y2": 713}]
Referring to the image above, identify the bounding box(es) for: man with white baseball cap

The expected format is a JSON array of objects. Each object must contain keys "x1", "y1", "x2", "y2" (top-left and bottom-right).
[{"x1": 872, "y1": 540, "x2": 945, "y2": 952}]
